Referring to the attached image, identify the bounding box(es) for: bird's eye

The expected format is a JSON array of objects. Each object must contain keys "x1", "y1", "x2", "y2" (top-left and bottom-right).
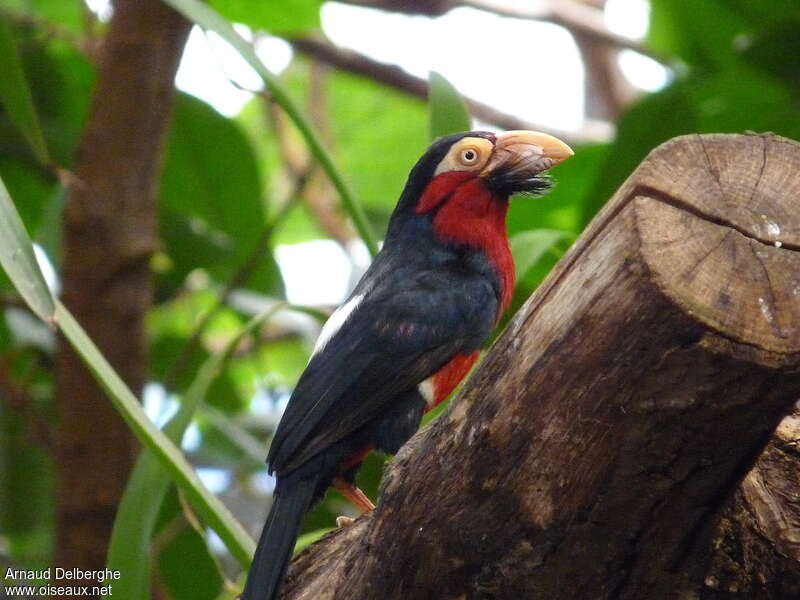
[{"x1": 459, "y1": 147, "x2": 480, "y2": 166}]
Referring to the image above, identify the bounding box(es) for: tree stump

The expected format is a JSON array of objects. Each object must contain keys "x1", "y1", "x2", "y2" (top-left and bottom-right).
[
  {"x1": 705, "y1": 406, "x2": 800, "y2": 598},
  {"x1": 281, "y1": 133, "x2": 800, "y2": 599}
]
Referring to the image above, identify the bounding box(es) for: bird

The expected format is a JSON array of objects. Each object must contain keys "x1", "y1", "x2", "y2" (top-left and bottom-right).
[{"x1": 241, "y1": 130, "x2": 573, "y2": 600}]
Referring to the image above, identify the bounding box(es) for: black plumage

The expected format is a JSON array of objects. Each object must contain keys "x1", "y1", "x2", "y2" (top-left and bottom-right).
[
  {"x1": 241, "y1": 129, "x2": 572, "y2": 600},
  {"x1": 242, "y1": 134, "x2": 501, "y2": 600}
]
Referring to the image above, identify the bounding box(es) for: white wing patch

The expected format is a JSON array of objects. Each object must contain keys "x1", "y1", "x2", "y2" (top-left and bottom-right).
[
  {"x1": 418, "y1": 377, "x2": 435, "y2": 409},
  {"x1": 311, "y1": 294, "x2": 364, "y2": 358}
]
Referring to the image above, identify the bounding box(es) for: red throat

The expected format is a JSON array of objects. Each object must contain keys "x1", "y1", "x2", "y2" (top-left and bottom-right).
[{"x1": 416, "y1": 173, "x2": 515, "y2": 315}]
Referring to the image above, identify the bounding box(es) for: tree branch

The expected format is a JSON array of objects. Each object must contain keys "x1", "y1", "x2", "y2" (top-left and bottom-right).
[
  {"x1": 290, "y1": 36, "x2": 612, "y2": 145},
  {"x1": 337, "y1": 0, "x2": 665, "y2": 62},
  {"x1": 279, "y1": 133, "x2": 800, "y2": 599},
  {"x1": 573, "y1": 31, "x2": 632, "y2": 121}
]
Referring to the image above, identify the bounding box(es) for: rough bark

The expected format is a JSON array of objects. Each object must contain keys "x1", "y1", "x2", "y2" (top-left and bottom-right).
[
  {"x1": 56, "y1": 0, "x2": 189, "y2": 577},
  {"x1": 705, "y1": 407, "x2": 800, "y2": 598},
  {"x1": 280, "y1": 133, "x2": 800, "y2": 599}
]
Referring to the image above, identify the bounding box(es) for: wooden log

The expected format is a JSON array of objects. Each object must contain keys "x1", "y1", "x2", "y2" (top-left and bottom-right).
[
  {"x1": 704, "y1": 406, "x2": 800, "y2": 598},
  {"x1": 281, "y1": 133, "x2": 800, "y2": 599}
]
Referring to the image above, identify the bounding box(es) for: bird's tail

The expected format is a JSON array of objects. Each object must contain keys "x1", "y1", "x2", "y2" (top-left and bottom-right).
[{"x1": 241, "y1": 475, "x2": 317, "y2": 600}]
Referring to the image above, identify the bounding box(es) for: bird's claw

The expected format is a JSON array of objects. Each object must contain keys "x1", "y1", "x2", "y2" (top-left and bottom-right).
[{"x1": 336, "y1": 515, "x2": 356, "y2": 528}]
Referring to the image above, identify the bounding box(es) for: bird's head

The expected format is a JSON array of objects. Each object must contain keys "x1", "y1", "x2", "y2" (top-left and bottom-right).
[
  {"x1": 391, "y1": 129, "x2": 573, "y2": 228},
  {"x1": 387, "y1": 130, "x2": 573, "y2": 312}
]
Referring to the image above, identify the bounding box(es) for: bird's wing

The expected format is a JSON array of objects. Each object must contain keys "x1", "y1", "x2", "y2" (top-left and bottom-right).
[{"x1": 267, "y1": 268, "x2": 497, "y2": 475}]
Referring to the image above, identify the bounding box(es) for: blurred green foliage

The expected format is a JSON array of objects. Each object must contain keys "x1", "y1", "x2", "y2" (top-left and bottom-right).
[{"x1": 1, "y1": 0, "x2": 799, "y2": 597}]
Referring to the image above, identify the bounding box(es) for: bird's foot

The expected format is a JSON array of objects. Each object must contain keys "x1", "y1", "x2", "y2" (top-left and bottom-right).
[{"x1": 336, "y1": 515, "x2": 355, "y2": 528}]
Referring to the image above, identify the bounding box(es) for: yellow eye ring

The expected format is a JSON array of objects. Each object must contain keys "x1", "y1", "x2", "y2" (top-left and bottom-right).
[{"x1": 458, "y1": 147, "x2": 481, "y2": 166}]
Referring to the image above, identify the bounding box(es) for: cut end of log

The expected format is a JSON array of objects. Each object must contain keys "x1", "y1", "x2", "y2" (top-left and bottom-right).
[{"x1": 629, "y1": 134, "x2": 800, "y2": 354}]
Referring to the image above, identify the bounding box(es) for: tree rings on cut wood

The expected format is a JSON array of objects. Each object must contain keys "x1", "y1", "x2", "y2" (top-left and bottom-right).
[{"x1": 633, "y1": 134, "x2": 800, "y2": 355}]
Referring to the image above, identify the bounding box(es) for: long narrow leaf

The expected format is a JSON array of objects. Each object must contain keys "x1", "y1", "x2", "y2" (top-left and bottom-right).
[
  {"x1": 160, "y1": 0, "x2": 379, "y2": 256},
  {"x1": 0, "y1": 19, "x2": 51, "y2": 165},
  {"x1": 104, "y1": 306, "x2": 283, "y2": 598},
  {"x1": 428, "y1": 71, "x2": 471, "y2": 140},
  {"x1": 54, "y1": 300, "x2": 256, "y2": 567},
  {"x1": 0, "y1": 176, "x2": 55, "y2": 322},
  {"x1": 0, "y1": 83, "x2": 256, "y2": 583}
]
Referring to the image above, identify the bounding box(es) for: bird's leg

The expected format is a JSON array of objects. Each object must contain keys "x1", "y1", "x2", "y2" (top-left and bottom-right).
[
  {"x1": 333, "y1": 447, "x2": 375, "y2": 527},
  {"x1": 334, "y1": 446, "x2": 375, "y2": 515},
  {"x1": 333, "y1": 477, "x2": 375, "y2": 513}
]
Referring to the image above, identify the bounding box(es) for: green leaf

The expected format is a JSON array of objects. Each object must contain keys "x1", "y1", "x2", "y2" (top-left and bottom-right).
[
  {"x1": 53, "y1": 300, "x2": 255, "y2": 568},
  {"x1": 741, "y1": 19, "x2": 800, "y2": 90},
  {"x1": 208, "y1": 0, "x2": 322, "y2": 34},
  {"x1": 509, "y1": 229, "x2": 568, "y2": 282},
  {"x1": 160, "y1": 0, "x2": 378, "y2": 255},
  {"x1": 726, "y1": 0, "x2": 800, "y2": 22},
  {"x1": 689, "y1": 67, "x2": 797, "y2": 136},
  {"x1": 506, "y1": 229, "x2": 571, "y2": 319},
  {"x1": 0, "y1": 175, "x2": 55, "y2": 322},
  {"x1": 253, "y1": 336, "x2": 309, "y2": 387},
  {"x1": 18, "y1": 36, "x2": 94, "y2": 165},
  {"x1": 0, "y1": 19, "x2": 50, "y2": 165},
  {"x1": 103, "y1": 443, "x2": 169, "y2": 598},
  {"x1": 0, "y1": 158, "x2": 53, "y2": 236},
  {"x1": 156, "y1": 512, "x2": 224, "y2": 600},
  {"x1": 428, "y1": 71, "x2": 471, "y2": 141},
  {"x1": 153, "y1": 488, "x2": 224, "y2": 600},
  {"x1": 0, "y1": 406, "x2": 54, "y2": 540},
  {"x1": 0, "y1": 29, "x2": 93, "y2": 235},
  {"x1": 160, "y1": 93, "x2": 283, "y2": 297},
  {"x1": 648, "y1": 0, "x2": 748, "y2": 71},
  {"x1": 0, "y1": 0, "x2": 85, "y2": 32},
  {"x1": 104, "y1": 307, "x2": 281, "y2": 597}
]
